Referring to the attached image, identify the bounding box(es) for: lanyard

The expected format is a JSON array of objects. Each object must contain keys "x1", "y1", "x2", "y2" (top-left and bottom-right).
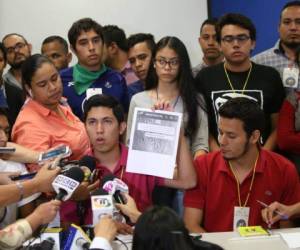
[
  {"x1": 229, "y1": 153, "x2": 259, "y2": 207},
  {"x1": 224, "y1": 63, "x2": 252, "y2": 94}
]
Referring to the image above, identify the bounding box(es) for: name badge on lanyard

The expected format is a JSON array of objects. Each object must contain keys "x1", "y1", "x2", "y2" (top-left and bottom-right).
[
  {"x1": 233, "y1": 206, "x2": 250, "y2": 231},
  {"x1": 283, "y1": 67, "x2": 299, "y2": 88}
]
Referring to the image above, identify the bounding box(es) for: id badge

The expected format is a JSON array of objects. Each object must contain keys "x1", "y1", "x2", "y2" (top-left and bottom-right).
[
  {"x1": 283, "y1": 67, "x2": 299, "y2": 88},
  {"x1": 86, "y1": 88, "x2": 102, "y2": 99},
  {"x1": 233, "y1": 206, "x2": 250, "y2": 231}
]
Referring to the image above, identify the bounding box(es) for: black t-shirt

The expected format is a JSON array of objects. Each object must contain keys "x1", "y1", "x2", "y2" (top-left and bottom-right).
[{"x1": 195, "y1": 62, "x2": 285, "y2": 144}]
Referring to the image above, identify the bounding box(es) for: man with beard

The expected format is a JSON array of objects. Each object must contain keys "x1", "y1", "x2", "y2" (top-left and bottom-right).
[
  {"x1": 195, "y1": 13, "x2": 284, "y2": 152},
  {"x1": 192, "y1": 18, "x2": 223, "y2": 77},
  {"x1": 252, "y1": 1, "x2": 300, "y2": 94},
  {"x1": 183, "y1": 98, "x2": 300, "y2": 233},
  {"x1": 2, "y1": 34, "x2": 31, "y2": 90}
]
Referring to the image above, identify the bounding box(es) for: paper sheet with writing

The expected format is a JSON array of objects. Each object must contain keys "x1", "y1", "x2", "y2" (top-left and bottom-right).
[
  {"x1": 280, "y1": 232, "x2": 300, "y2": 248},
  {"x1": 127, "y1": 108, "x2": 182, "y2": 179}
]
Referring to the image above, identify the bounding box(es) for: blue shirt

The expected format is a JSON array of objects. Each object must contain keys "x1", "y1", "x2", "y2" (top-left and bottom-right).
[{"x1": 60, "y1": 67, "x2": 129, "y2": 119}]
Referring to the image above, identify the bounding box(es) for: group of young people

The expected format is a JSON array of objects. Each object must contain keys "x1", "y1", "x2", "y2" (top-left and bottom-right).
[{"x1": 1, "y1": 1, "x2": 300, "y2": 249}]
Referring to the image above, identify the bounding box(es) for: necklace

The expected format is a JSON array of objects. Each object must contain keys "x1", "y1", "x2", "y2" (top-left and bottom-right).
[
  {"x1": 224, "y1": 62, "x2": 252, "y2": 94},
  {"x1": 229, "y1": 153, "x2": 259, "y2": 207},
  {"x1": 155, "y1": 88, "x2": 180, "y2": 109}
]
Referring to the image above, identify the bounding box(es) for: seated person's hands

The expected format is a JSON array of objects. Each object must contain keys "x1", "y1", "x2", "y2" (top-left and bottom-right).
[{"x1": 261, "y1": 201, "x2": 294, "y2": 226}]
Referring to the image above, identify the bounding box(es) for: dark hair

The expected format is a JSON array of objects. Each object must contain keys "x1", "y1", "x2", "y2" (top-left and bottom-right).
[
  {"x1": 200, "y1": 18, "x2": 219, "y2": 34},
  {"x1": 128, "y1": 33, "x2": 156, "y2": 53},
  {"x1": 83, "y1": 94, "x2": 124, "y2": 124},
  {"x1": 128, "y1": 33, "x2": 156, "y2": 86},
  {"x1": 42, "y1": 35, "x2": 69, "y2": 53},
  {"x1": 102, "y1": 25, "x2": 128, "y2": 51},
  {"x1": 133, "y1": 206, "x2": 223, "y2": 250},
  {"x1": 147, "y1": 36, "x2": 203, "y2": 138},
  {"x1": 281, "y1": 1, "x2": 300, "y2": 19},
  {"x1": 68, "y1": 18, "x2": 103, "y2": 50},
  {"x1": 2, "y1": 33, "x2": 28, "y2": 44},
  {"x1": 218, "y1": 97, "x2": 265, "y2": 138},
  {"x1": 216, "y1": 13, "x2": 256, "y2": 42},
  {"x1": 0, "y1": 42, "x2": 7, "y2": 62},
  {"x1": 133, "y1": 206, "x2": 195, "y2": 250},
  {"x1": 21, "y1": 54, "x2": 54, "y2": 91}
]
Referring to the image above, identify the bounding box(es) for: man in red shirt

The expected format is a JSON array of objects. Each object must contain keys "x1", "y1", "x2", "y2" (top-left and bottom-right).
[
  {"x1": 82, "y1": 94, "x2": 196, "y2": 223},
  {"x1": 184, "y1": 97, "x2": 300, "y2": 233}
]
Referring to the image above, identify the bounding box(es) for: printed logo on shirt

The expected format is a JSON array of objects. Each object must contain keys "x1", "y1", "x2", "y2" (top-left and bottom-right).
[
  {"x1": 68, "y1": 81, "x2": 74, "y2": 87},
  {"x1": 211, "y1": 90, "x2": 263, "y2": 125},
  {"x1": 104, "y1": 81, "x2": 112, "y2": 88}
]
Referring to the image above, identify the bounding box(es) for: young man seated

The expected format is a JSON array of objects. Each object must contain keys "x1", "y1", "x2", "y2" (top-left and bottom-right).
[
  {"x1": 184, "y1": 97, "x2": 300, "y2": 232},
  {"x1": 81, "y1": 94, "x2": 196, "y2": 224}
]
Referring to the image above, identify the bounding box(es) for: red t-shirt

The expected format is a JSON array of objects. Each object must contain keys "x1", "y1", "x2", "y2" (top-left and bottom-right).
[
  {"x1": 184, "y1": 150, "x2": 300, "y2": 232},
  {"x1": 61, "y1": 144, "x2": 164, "y2": 224}
]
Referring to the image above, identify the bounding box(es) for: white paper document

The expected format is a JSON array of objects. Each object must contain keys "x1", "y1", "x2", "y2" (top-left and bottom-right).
[
  {"x1": 127, "y1": 108, "x2": 182, "y2": 179},
  {"x1": 280, "y1": 232, "x2": 300, "y2": 248}
]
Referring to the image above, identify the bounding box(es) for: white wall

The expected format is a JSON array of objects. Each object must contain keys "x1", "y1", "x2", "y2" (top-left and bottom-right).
[{"x1": 0, "y1": 0, "x2": 207, "y2": 67}]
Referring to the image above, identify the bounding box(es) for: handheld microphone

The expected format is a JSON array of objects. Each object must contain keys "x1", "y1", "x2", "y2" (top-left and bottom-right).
[
  {"x1": 62, "y1": 224, "x2": 91, "y2": 250},
  {"x1": 91, "y1": 188, "x2": 114, "y2": 226},
  {"x1": 52, "y1": 167, "x2": 84, "y2": 201},
  {"x1": 102, "y1": 174, "x2": 128, "y2": 204}
]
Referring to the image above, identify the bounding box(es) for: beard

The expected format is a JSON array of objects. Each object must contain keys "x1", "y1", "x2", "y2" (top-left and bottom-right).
[
  {"x1": 222, "y1": 139, "x2": 250, "y2": 161},
  {"x1": 10, "y1": 60, "x2": 24, "y2": 69},
  {"x1": 281, "y1": 40, "x2": 300, "y2": 49}
]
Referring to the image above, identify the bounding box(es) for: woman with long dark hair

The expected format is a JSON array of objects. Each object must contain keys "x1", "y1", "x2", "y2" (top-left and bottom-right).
[{"x1": 126, "y1": 36, "x2": 208, "y2": 214}]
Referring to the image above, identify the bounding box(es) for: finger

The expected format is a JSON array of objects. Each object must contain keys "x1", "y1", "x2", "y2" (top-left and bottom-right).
[
  {"x1": 88, "y1": 179, "x2": 100, "y2": 191},
  {"x1": 270, "y1": 214, "x2": 282, "y2": 225}
]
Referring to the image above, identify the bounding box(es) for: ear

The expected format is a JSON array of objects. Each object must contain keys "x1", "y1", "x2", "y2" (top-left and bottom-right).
[
  {"x1": 250, "y1": 130, "x2": 260, "y2": 145},
  {"x1": 67, "y1": 52, "x2": 72, "y2": 64},
  {"x1": 198, "y1": 37, "x2": 201, "y2": 45},
  {"x1": 119, "y1": 121, "x2": 127, "y2": 136},
  {"x1": 25, "y1": 85, "x2": 33, "y2": 98},
  {"x1": 251, "y1": 40, "x2": 256, "y2": 50},
  {"x1": 27, "y1": 43, "x2": 32, "y2": 54}
]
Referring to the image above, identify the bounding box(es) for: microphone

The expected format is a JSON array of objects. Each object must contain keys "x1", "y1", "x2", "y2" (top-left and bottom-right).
[
  {"x1": 62, "y1": 224, "x2": 91, "y2": 250},
  {"x1": 102, "y1": 174, "x2": 128, "y2": 204},
  {"x1": 52, "y1": 167, "x2": 84, "y2": 201},
  {"x1": 78, "y1": 155, "x2": 96, "y2": 172},
  {"x1": 91, "y1": 188, "x2": 114, "y2": 226}
]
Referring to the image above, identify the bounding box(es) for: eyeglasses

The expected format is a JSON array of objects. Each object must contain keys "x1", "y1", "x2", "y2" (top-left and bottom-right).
[
  {"x1": 155, "y1": 58, "x2": 179, "y2": 69},
  {"x1": 221, "y1": 35, "x2": 250, "y2": 44},
  {"x1": 5, "y1": 42, "x2": 27, "y2": 54}
]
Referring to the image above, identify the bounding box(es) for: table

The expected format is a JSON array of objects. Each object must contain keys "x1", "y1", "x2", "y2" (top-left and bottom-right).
[{"x1": 202, "y1": 227, "x2": 300, "y2": 250}]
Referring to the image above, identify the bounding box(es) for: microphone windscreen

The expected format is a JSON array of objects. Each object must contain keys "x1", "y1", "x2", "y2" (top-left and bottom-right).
[
  {"x1": 101, "y1": 174, "x2": 115, "y2": 187},
  {"x1": 64, "y1": 166, "x2": 84, "y2": 183},
  {"x1": 91, "y1": 188, "x2": 109, "y2": 196},
  {"x1": 79, "y1": 155, "x2": 96, "y2": 172}
]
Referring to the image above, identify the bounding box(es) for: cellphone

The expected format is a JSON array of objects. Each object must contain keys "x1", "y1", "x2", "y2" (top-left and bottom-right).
[
  {"x1": 38, "y1": 145, "x2": 71, "y2": 162},
  {"x1": 0, "y1": 147, "x2": 16, "y2": 154},
  {"x1": 11, "y1": 172, "x2": 36, "y2": 181}
]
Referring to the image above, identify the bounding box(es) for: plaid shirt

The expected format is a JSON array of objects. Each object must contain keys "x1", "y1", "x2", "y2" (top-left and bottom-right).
[{"x1": 252, "y1": 40, "x2": 299, "y2": 94}]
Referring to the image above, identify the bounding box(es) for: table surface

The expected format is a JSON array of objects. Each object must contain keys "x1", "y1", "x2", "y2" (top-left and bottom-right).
[
  {"x1": 113, "y1": 227, "x2": 300, "y2": 250},
  {"x1": 201, "y1": 227, "x2": 300, "y2": 250}
]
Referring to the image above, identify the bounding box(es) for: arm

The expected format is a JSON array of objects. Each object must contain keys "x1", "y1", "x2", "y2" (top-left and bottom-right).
[
  {"x1": 183, "y1": 207, "x2": 206, "y2": 233},
  {"x1": 0, "y1": 162, "x2": 60, "y2": 207},
  {"x1": 277, "y1": 101, "x2": 300, "y2": 153},
  {"x1": 125, "y1": 96, "x2": 137, "y2": 145},
  {"x1": 3, "y1": 142, "x2": 40, "y2": 164},
  {"x1": 90, "y1": 216, "x2": 117, "y2": 250},
  {"x1": 164, "y1": 130, "x2": 197, "y2": 189},
  {"x1": 263, "y1": 113, "x2": 278, "y2": 151},
  {"x1": 115, "y1": 193, "x2": 142, "y2": 223},
  {"x1": 209, "y1": 134, "x2": 220, "y2": 152},
  {"x1": 0, "y1": 200, "x2": 61, "y2": 250}
]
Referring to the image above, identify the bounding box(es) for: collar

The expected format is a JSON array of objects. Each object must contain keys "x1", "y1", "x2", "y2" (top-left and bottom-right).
[
  {"x1": 219, "y1": 149, "x2": 264, "y2": 175},
  {"x1": 273, "y1": 40, "x2": 285, "y2": 55},
  {"x1": 87, "y1": 143, "x2": 128, "y2": 174},
  {"x1": 25, "y1": 98, "x2": 70, "y2": 117}
]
